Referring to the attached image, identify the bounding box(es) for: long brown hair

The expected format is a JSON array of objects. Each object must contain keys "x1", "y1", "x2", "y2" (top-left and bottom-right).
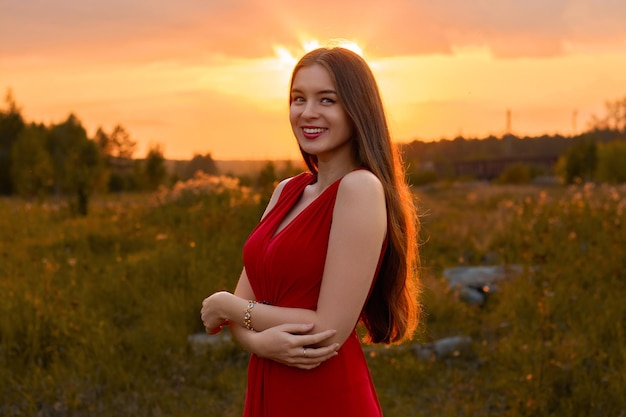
[{"x1": 290, "y1": 47, "x2": 421, "y2": 344}]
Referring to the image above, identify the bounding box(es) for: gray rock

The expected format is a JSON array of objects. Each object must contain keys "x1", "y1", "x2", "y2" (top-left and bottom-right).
[
  {"x1": 187, "y1": 331, "x2": 232, "y2": 355},
  {"x1": 443, "y1": 265, "x2": 526, "y2": 305},
  {"x1": 443, "y1": 265, "x2": 524, "y2": 288},
  {"x1": 413, "y1": 336, "x2": 472, "y2": 360},
  {"x1": 459, "y1": 286, "x2": 486, "y2": 305},
  {"x1": 362, "y1": 336, "x2": 473, "y2": 361}
]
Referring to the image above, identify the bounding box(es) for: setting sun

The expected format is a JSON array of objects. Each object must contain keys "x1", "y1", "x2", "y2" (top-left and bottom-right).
[
  {"x1": 300, "y1": 38, "x2": 364, "y2": 56},
  {"x1": 3, "y1": 2, "x2": 626, "y2": 414},
  {"x1": 274, "y1": 38, "x2": 365, "y2": 67},
  {"x1": 2, "y1": 1, "x2": 626, "y2": 160}
]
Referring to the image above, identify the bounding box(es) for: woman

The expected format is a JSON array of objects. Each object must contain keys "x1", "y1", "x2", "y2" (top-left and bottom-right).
[{"x1": 201, "y1": 46, "x2": 420, "y2": 417}]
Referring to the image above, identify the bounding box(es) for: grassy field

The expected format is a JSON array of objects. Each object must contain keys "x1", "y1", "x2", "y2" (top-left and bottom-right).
[{"x1": 1, "y1": 176, "x2": 624, "y2": 416}]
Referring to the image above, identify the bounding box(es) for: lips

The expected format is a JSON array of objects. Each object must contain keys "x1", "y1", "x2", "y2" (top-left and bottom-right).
[{"x1": 302, "y1": 126, "x2": 327, "y2": 139}]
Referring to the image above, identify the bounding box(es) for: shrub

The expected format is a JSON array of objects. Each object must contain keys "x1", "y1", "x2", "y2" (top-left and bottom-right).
[
  {"x1": 494, "y1": 163, "x2": 532, "y2": 184},
  {"x1": 596, "y1": 139, "x2": 626, "y2": 183}
]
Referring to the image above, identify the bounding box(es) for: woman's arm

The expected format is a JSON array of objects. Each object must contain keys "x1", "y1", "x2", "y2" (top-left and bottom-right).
[
  {"x1": 202, "y1": 170, "x2": 387, "y2": 347},
  {"x1": 203, "y1": 177, "x2": 339, "y2": 369},
  {"x1": 227, "y1": 269, "x2": 339, "y2": 369}
]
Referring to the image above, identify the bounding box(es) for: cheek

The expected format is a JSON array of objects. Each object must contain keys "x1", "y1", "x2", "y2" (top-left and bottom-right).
[
  {"x1": 338, "y1": 113, "x2": 353, "y2": 135},
  {"x1": 289, "y1": 106, "x2": 299, "y2": 126}
]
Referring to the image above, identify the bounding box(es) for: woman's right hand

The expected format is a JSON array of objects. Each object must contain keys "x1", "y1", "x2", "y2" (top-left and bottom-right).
[{"x1": 241, "y1": 323, "x2": 340, "y2": 370}]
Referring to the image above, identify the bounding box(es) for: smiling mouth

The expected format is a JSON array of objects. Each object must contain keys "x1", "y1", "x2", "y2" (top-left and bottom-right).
[{"x1": 303, "y1": 127, "x2": 327, "y2": 134}]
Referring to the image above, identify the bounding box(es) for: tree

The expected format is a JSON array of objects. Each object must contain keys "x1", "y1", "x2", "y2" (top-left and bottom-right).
[
  {"x1": 184, "y1": 153, "x2": 218, "y2": 179},
  {"x1": 96, "y1": 124, "x2": 136, "y2": 159},
  {"x1": 0, "y1": 89, "x2": 26, "y2": 195},
  {"x1": 143, "y1": 144, "x2": 167, "y2": 191},
  {"x1": 95, "y1": 127, "x2": 112, "y2": 157},
  {"x1": 589, "y1": 96, "x2": 626, "y2": 133},
  {"x1": 48, "y1": 114, "x2": 106, "y2": 215},
  {"x1": 561, "y1": 139, "x2": 597, "y2": 184},
  {"x1": 257, "y1": 161, "x2": 277, "y2": 192},
  {"x1": 596, "y1": 140, "x2": 626, "y2": 183},
  {"x1": 95, "y1": 125, "x2": 137, "y2": 192},
  {"x1": 494, "y1": 163, "x2": 533, "y2": 184},
  {"x1": 278, "y1": 159, "x2": 305, "y2": 179},
  {"x1": 10, "y1": 123, "x2": 54, "y2": 199}
]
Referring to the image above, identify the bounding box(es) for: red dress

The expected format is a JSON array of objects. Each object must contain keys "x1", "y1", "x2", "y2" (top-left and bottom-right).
[{"x1": 241, "y1": 171, "x2": 384, "y2": 417}]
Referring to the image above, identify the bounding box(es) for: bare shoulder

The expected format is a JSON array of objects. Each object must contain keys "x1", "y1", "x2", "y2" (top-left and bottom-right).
[
  {"x1": 274, "y1": 176, "x2": 293, "y2": 194},
  {"x1": 338, "y1": 170, "x2": 384, "y2": 201},
  {"x1": 261, "y1": 176, "x2": 294, "y2": 219},
  {"x1": 333, "y1": 170, "x2": 387, "y2": 235}
]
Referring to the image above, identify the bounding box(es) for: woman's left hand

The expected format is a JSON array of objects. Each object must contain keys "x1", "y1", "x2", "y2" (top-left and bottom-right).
[
  {"x1": 248, "y1": 323, "x2": 339, "y2": 370},
  {"x1": 201, "y1": 292, "x2": 229, "y2": 334}
]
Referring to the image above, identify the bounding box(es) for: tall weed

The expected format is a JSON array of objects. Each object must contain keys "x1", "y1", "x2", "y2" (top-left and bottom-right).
[{"x1": 1, "y1": 179, "x2": 624, "y2": 416}]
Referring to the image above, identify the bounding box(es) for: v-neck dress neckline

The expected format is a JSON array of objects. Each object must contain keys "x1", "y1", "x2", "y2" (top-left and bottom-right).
[
  {"x1": 240, "y1": 170, "x2": 385, "y2": 417},
  {"x1": 269, "y1": 173, "x2": 345, "y2": 241}
]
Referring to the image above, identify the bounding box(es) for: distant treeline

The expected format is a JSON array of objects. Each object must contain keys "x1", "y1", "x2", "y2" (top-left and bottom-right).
[
  {"x1": 401, "y1": 130, "x2": 619, "y2": 163},
  {"x1": 0, "y1": 90, "x2": 174, "y2": 215},
  {"x1": 0, "y1": 90, "x2": 301, "y2": 215},
  {"x1": 2, "y1": 89, "x2": 626, "y2": 215},
  {"x1": 398, "y1": 96, "x2": 626, "y2": 183},
  {"x1": 399, "y1": 129, "x2": 626, "y2": 183},
  {"x1": 401, "y1": 95, "x2": 626, "y2": 164}
]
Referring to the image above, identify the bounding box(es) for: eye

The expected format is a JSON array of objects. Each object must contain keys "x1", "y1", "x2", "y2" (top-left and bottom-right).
[
  {"x1": 291, "y1": 96, "x2": 305, "y2": 103},
  {"x1": 321, "y1": 97, "x2": 336, "y2": 104}
]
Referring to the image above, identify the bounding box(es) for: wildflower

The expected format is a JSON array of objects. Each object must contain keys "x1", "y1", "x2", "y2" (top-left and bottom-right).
[{"x1": 154, "y1": 171, "x2": 259, "y2": 207}]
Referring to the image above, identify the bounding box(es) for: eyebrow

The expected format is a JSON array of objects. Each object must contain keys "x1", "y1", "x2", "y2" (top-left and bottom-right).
[{"x1": 291, "y1": 88, "x2": 338, "y2": 95}]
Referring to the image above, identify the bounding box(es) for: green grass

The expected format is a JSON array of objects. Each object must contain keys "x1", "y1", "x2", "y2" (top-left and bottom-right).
[{"x1": 1, "y1": 179, "x2": 625, "y2": 416}]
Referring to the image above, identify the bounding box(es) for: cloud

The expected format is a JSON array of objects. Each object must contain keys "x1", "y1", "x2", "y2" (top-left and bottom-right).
[
  {"x1": 2, "y1": 0, "x2": 626, "y2": 62},
  {"x1": 415, "y1": 0, "x2": 626, "y2": 57}
]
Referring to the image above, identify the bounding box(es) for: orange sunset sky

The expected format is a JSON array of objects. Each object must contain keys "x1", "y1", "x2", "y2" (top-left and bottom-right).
[{"x1": 2, "y1": 0, "x2": 626, "y2": 160}]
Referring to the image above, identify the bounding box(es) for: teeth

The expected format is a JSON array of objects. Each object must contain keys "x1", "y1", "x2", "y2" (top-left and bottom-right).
[{"x1": 303, "y1": 127, "x2": 326, "y2": 134}]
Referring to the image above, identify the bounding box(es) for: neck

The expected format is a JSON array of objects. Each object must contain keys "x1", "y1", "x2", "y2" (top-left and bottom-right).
[{"x1": 314, "y1": 158, "x2": 359, "y2": 190}]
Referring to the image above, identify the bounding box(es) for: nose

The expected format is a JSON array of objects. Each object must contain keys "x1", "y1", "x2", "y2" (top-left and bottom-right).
[{"x1": 300, "y1": 101, "x2": 319, "y2": 119}]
